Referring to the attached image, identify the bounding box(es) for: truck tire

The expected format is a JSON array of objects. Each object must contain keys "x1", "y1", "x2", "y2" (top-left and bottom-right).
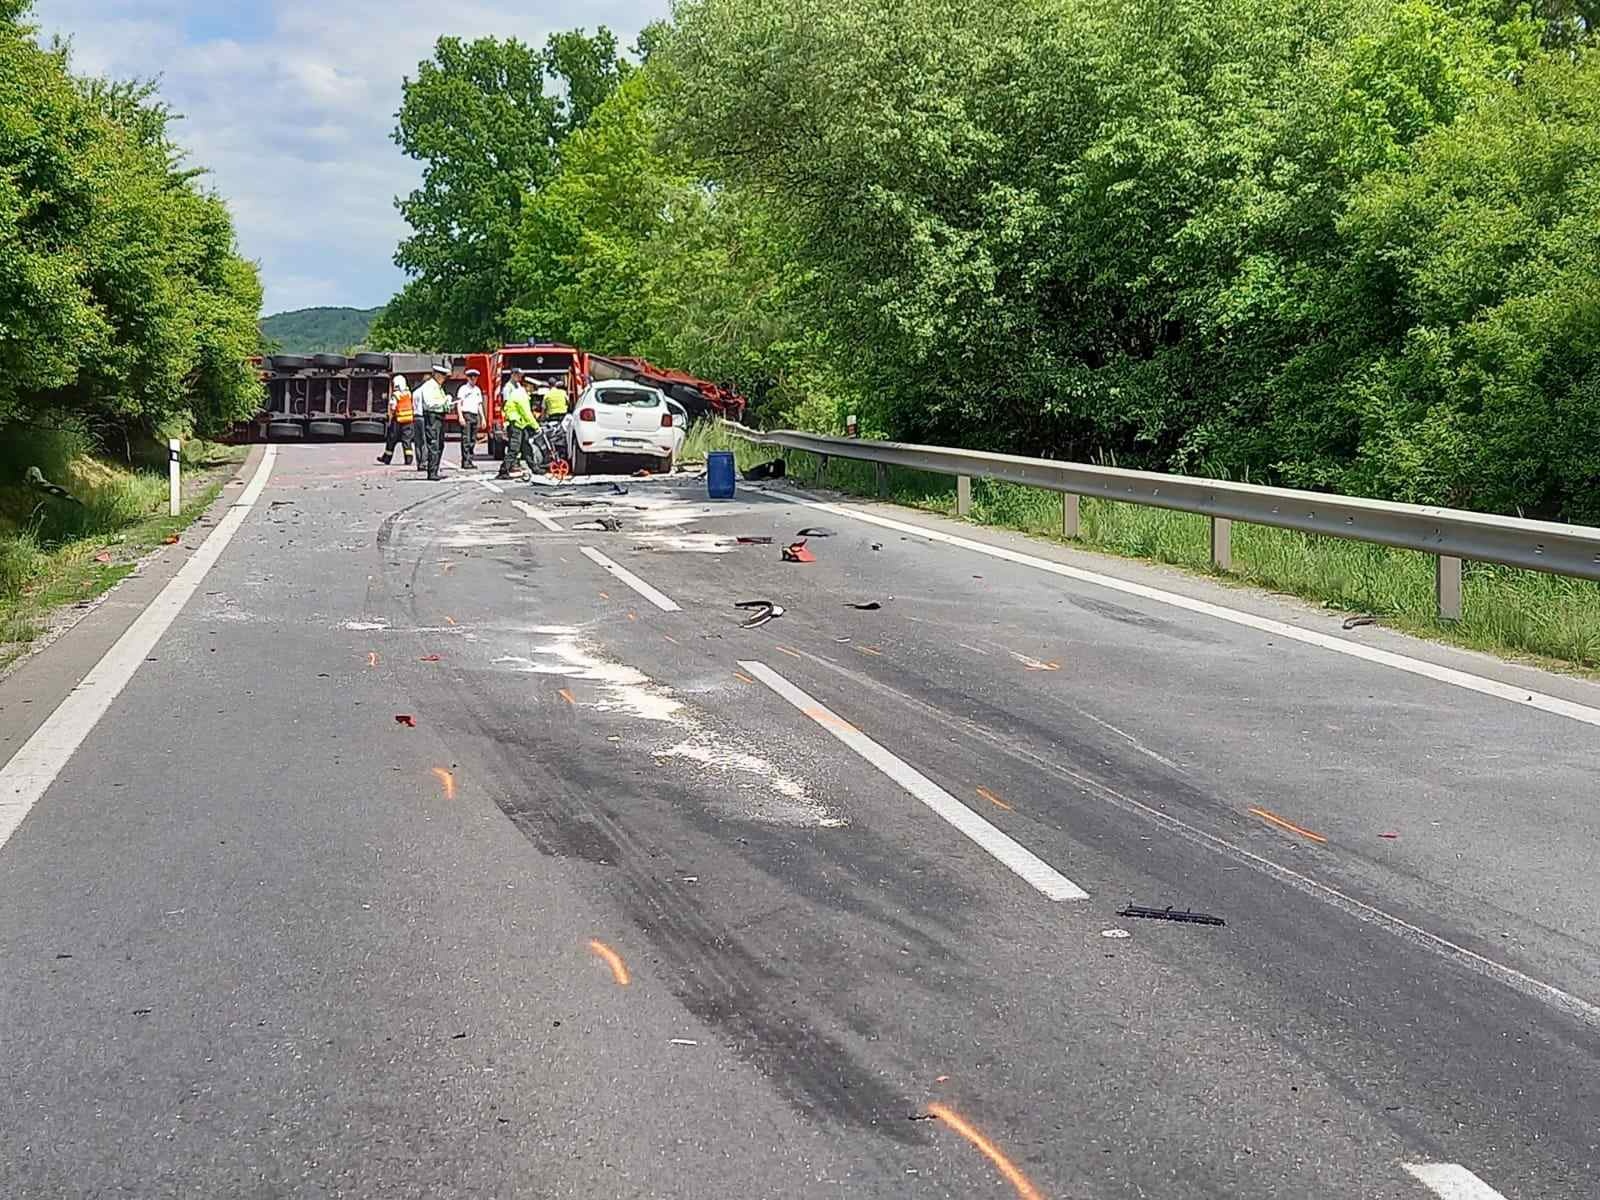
[
  {"x1": 349, "y1": 419, "x2": 385, "y2": 439},
  {"x1": 312, "y1": 353, "x2": 349, "y2": 371},
  {"x1": 268, "y1": 420, "x2": 305, "y2": 440},
  {"x1": 308, "y1": 420, "x2": 345, "y2": 439},
  {"x1": 270, "y1": 354, "x2": 312, "y2": 372},
  {"x1": 351, "y1": 352, "x2": 389, "y2": 370}
]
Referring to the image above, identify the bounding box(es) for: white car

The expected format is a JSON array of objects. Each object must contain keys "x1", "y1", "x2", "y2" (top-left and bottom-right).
[{"x1": 563, "y1": 381, "x2": 686, "y2": 475}]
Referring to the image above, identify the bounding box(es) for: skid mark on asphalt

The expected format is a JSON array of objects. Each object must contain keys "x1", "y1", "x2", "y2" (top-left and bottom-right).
[
  {"x1": 925, "y1": 1104, "x2": 1044, "y2": 1200},
  {"x1": 1403, "y1": 1163, "x2": 1509, "y2": 1199},
  {"x1": 587, "y1": 939, "x2": 631, "y2": 986},
  {"x1": 743, "y1": 661, "x2": 1088, "y2": 902}
]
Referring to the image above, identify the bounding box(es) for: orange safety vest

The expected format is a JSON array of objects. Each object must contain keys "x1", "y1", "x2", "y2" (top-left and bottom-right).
[{"x1": 393, "y1": 389, "x2": 415, "y2": 425}]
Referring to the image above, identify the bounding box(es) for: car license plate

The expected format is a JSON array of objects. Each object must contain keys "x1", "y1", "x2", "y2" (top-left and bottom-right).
[{"x1": 610, "y1": 437, "x2": 646, "y2": 448}]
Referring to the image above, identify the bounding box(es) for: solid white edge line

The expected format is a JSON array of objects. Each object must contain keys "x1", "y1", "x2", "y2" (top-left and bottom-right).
[
  {"x1": 765, "y1": 492, "x2": 1600, "y2": 729},
  {"x1": 479, "y1": 479, "x2": 504, "y2": 494},
  {"x1": 0, "y1": 446, "x2": 279, "y2": 853},
  {"x1": 740, "y1": 660, "x2": 1089, "y2": 902},
  {"x1": 511, "y1": 499, "x2": 562, "y2": 531},
  {"x1": 1402, "y1": 1163, "x2": 1509, "y2": 1200},
  {"x1": 579, "y1": 547, "x2": 681, "y2": 612}
]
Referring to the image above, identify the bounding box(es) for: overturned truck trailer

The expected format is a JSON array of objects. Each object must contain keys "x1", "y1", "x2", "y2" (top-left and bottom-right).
[
  {"x1": 241, "y1": 353, "x2": 471, "y2": 442},
  {"x1": 586, "y1": 355, "x2": 747, "y2": 424}
]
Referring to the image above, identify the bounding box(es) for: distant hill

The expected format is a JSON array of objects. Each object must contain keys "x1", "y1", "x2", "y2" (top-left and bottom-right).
[{"x1": 260, "y1": 306, "x2": 385, "y2": 354}]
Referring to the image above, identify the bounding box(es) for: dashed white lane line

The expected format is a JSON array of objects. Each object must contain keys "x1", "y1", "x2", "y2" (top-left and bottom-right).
[
  {"x1": 1403, "y1": 1163, "x2": 1509, "y2": 1199},
  {"x1": 770, "y1": 493, "x2": 1600, "y2": 730},
  {"x1": 511, "y1": 499, "x2": 562, "y2": 531},
  {"x1": 740, "y1": 660, "x2": 1089, "y2": 902},
  {"x1": 0, "y1": 446, "x2": 279, "y2": 854},
  {"x1": 579, "y1": 547, "x2": 681, "y2": 613},
  {"x1": 479, "y1": 479, "x2": 504, "y2": 494}
]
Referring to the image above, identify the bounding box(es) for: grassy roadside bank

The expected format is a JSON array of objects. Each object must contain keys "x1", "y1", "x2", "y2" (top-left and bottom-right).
[
  {"x1": 683, "y1": 423, "x2": 1600, "y2": 674},
  {"x1": 0, "y1": 431, "x2": 247, "y2": 671}
]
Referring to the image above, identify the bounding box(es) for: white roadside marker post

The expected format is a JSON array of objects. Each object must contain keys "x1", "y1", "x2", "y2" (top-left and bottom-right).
[{"x1": 168, "y1": 439, "x2": 181, "y2": 517}]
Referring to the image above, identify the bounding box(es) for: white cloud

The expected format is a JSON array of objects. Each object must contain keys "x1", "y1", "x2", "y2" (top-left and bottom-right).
[{"x1": 29, "y1": 0, "x2": 667, "y2": 315}]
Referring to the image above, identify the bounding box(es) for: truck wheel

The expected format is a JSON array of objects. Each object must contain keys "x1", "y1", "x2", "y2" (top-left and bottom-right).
[
  {"x1": 349, "y1": 419, "x2": 385, "y2": 439},
  {"x1": 312, "y1": 353, "x2": 349, "y2": 371},
  {"x1": 351, "y1": 352, "x2": 389, "y2": 370},
  {"x1": 269, "y1": 354, "x2": 312, "y2": 372},
  {"x1": 268, "y1": 420, "x2": 305, "y2": 440},
  {"x1": 308, "y1": 420, "x2": 345, "y2": 439}
]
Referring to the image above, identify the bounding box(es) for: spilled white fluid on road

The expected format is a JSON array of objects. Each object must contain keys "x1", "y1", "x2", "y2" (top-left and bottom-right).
[
  {"x1": 498, "y1": 631, "x2": 839, "y2": 826},
  {"x1": 340, "y1": 621, "x2": 390, "y2": 631}
]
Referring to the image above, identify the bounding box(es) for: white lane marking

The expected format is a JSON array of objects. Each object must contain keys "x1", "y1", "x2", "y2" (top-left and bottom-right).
[
  {"x1": 0, "y1": 447, "x2": 278, "y2": 854},
  {"x1": 579, "y1": 547, "x2": 681, "y2": 612},
  {"x1": 741, "y1": 660, "x2": 1089, "y2": 901},
  {"x1": 770, "y1": 494, "x2": 1600, "y2": 729},
  {"x1": 511, "y1": 499, "x2": 561, "y2": 531},
  {"x1": 479, "y1": 479, "x2": 504, "y2": 494},
  {"x1": 1403, "y1": 1163, "x2": 1509, "y2": 1199}
]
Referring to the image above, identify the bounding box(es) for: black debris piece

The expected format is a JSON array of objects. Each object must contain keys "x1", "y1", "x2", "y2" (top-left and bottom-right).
[
  {"x1": 796, "y1": 527, "x2": 837, "y2": 538},
  {"x1": 744, "y1": 459, "x2": 787, "y2": 481},
  {"x1": 611, "y1": 483, "x2": 630, "y2": 495},
  {"x1": 555, "y1": 499, "x2": 600, "y2": 508},
  {"x1": 871, "y1": 543, "x2": 883, "y2": 551},
  {"x1": 574, "y1": 517, "x2": 623, "y2": 532},
  {"x1": 1118, "y1": 905, "x2": 1226, "y2": 927},
  {"x1": 736, "y1": 536, "x2": 774, "y2": 545},
  {"x1": 735, "y1": 600, "x2": 786, "y2": 629},
  {"x1": 845, "y1": 601, "x2": 883, "y2": 611},
  {"x1": 1342, "y1": 615, "x2": 1377, "y2": 630}
]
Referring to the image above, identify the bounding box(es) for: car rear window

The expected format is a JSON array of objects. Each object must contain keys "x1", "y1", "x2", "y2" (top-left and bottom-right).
[{"x1": 595, "y1": 389, "x2": 660, "y2": 408}]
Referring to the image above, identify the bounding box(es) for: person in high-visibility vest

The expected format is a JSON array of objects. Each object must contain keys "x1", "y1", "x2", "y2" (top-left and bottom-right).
[
  {"x1": 496, "y1": 367, "x2": 540, "y2": 480},
  {"x1": 541, "y1": 382, "x2": 569, "y2": 420},
  {"x1": 378, "y1": 375, "x2": 414, "y2": 465},
  {"x1": 415, "y1": 363, "x2": 454, "y2": 481}
]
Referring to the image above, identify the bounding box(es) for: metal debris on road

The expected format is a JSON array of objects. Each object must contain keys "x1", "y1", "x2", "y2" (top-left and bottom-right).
[
  {"x1": 796, "y1": 527, "x2": 837, "y2": 538},
  {"x1": 1343, "y1": 614, "x2": 1378, "y2": 630},
  {"x1": 736, "y1": 536, "x2": 773, "y2": 545},
  {"x1": 1118, "y1": 904, "x2": 1226, "y2": 927},
  {"x1": 736, "y1": 600, "x2": 786, "y2": 628},
  {"x1": 871, "y1": 542, "x2": 883, "y2": 551},
  {"x1": 669, "y1": 1038, "x2": 699, "y2": 1046},
  {"x1": 782, "y1": 540, "x2": 816, "y2": 563},
  {"x1": 845, "y1": 601, "x2": 882, "y2": 610}
]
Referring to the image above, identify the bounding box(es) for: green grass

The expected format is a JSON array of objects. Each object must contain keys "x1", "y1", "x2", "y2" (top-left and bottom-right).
[
  {"x1": 684, "y1": 422, "x2": 1600, "y2": 673},
  {"x1": 0, "y1": 427, "x2": 246, "y2": 670}
]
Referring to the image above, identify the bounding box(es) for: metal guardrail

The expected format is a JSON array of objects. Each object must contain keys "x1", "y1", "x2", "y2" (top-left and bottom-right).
[{"x1": 728, "y1": 427, "x2": 1600, "y2": 619}]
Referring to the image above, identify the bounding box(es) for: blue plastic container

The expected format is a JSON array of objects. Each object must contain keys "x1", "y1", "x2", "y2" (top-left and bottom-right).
[{"x1": 707, "y1": 451, "x2": 737, "y2": 500}]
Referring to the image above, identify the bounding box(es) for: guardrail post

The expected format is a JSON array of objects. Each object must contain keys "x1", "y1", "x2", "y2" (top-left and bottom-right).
[
  {"x1": 1436, "y1": 555, "x2": 1463, "y2": 621},
  {"x1": 1062, "y1": 494, "x2": 1080, "y2": 539},
  {"x1": 957, "y1": 476, "x2": 972, "y2": 517},
  {"x1": 817, "y1": 453, "x2": 828, "y2": 482},
  {"x1": 168, "y1": 439, "x2": 181, "y2": 517},
  {"x1": 1210, "y1": 517, "x2": 1232, "y2": 571},
  {"x1": 875, "y1": 462, "x2": 888, "y2": 497}
]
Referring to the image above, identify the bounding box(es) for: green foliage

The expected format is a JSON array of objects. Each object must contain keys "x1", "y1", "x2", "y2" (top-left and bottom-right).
[
  {"x1": 0, "y1": 4, "x2": 262, "y2": 445},
  {"x1": 260, "y1": 306, "x2": 385, "y2": 354},
  {"x1": 383, "y1": 28, "x2": 631, "y2": 351}
]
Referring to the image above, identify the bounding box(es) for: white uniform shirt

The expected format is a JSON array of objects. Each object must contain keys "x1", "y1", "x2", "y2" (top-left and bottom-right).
[
  {"x1": 415, "y1": 378, "x2": 450, "y2": 414},
  {"x1": 456, "y1": 383, "x2": 484, "y2": 417}
]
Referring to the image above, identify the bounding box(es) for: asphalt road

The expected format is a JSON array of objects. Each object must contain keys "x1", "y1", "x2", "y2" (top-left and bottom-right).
[{"x1": 2, "y1": 442, "x2": 1597, "y2": 1199}]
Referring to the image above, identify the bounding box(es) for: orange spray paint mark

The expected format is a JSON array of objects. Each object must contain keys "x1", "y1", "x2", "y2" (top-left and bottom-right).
[
  {"x1": 431, "y1": 767, "x2": 456, "y2": 800},
  {"x1": 444, "y1": 616, "x2": 458, "y2": 626},
  {"x1": 1248, "y1": 806, "x2": 1327, "y2": 844},
  {"x1": 599, "y1": 591, "x2": 611, "y2": 601},
  {"x1": 774, "y1": 645, "x2": 803, "y2": 660},
  {"x1": 587, "y1": 939, "x2": 630, "y2": 986},
  {"x1": 977, "y1": 787, "x2": 1012, "y2": 812},
  {"x1": 367, "y1": 652, "x2": 379, "y2": 668},
  {"x1": 925, "y1": 1104, "x2": 1044, "y2": 1200},
  {"x1": 733, "y1": 671, "x2": 755, "y2": 685},
  {"x1": 663, "y1": 634, "x2": 680, "y2": 646},
  {"x1": 627, "y1": 612, "x2": 638, "y2": 622},
  {"x1": 559, "y1": 688, "x2": 576, "y2": 706},
  {"x1": 856, "y1": 646, "x2": 884, "y2": 657}
]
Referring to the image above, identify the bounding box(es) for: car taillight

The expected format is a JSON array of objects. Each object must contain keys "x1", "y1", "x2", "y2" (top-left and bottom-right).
[
  {"x1": 661, "y1": 413, "x2": 674, "y2": 428},
  {"x1": 578, "y1": 408, "x2": 596, "y2": 422}
]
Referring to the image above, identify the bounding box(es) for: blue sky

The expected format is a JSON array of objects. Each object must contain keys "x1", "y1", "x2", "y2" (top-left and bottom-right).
[{"x1": 31, "y1": 0, "x2": 668, "y2": 316}]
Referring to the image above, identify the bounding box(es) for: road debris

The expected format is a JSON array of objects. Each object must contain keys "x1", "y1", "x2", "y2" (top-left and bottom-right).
[
  {"x1": 394, "y1": 714, "x2": 417, "y2": 728},
  {"x1": 669, "y1": 1038, "x2": 699, "y2": 1047},
  {"x1": 419, "y1": 654, "x2": 442, "y2": 662},
  {"x1": 782, "y1": 540, "x2": 816, "y2": 563},
  {"x1": 744, "y1": 459, "x2": 786, "y2": 481},
  {"x1": 845, "y1": 601, "x2": 882, "y2": 610},
  {"x1": 871, "y1": 542, "x2": 884, "y2": 551},
  {"x1": 162, "y1": 534, "x2": 180, "y2": 545},
  {"x1": 1343, "y1": 614, "x2": 1377, "y2": 630},
  {"x1": 1118, "y1": 904, "x2": 1226, "y2": 927},
  {"x1": 736, "y1": 600, "x2": 786, "y2": 628},
  {"x1": 796, "y1": 527, "x2": 837, "y2": 538},
  {"x1": 736, "y1": 536, "x2": 773, "y2": 545},
  {"x1": 94, "y1": 551, "x2": 113, "y2": 564},
  {"x1": 1100, "y1": 929, "x2": 1132, "y2": 939},
  {"x1": 574, "y1": 517, "x2": 623, "y2": 532},
  {"x1": 1379, "y1": 831, "x2": 1399, "y2": 839}
]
